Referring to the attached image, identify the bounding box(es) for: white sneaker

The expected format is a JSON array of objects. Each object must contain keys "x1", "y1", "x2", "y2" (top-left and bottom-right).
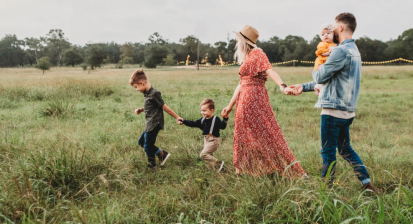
[{"x1": 158, "y1": 151, "x2": 171, "y2": 166}]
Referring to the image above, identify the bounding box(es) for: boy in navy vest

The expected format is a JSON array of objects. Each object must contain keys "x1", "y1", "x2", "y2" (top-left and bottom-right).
[{"x1": 180, "y1": 99, "x2": 228, "y2": 172}]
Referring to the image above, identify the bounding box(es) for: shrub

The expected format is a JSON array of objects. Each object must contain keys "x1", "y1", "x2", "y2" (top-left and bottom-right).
[
  {"x1": 163, "y1": 54, "x2": 176, "y2": 66},
  {"x1": 80, "y1": 63, "x2": 88, "y2": 70},
  {"x1": 36, "y1": 57, "x2": 52, "y2": 74},
  {"x1": 39, "y1": 101, "x2": 73, "y2": 117}
]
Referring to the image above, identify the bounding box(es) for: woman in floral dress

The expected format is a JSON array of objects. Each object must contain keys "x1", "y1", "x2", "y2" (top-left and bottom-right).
[{"x1": 222, "y1": 25, "x2": 306, "y2": 178}]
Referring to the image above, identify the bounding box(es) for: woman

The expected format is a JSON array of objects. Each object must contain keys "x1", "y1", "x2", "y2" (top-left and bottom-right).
[{"x1": 222, "y1": 25, "x2": 305, "y2": 178}]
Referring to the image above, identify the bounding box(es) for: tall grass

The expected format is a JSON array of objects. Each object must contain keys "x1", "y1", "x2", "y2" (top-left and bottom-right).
[{"x1": 0, "y1": 66, "x2": 412, "y2": 223}]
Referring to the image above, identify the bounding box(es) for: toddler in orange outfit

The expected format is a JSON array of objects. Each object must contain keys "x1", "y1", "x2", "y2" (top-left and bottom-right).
[{"x1": 314, "y1": 24, "x2": 336, "y2": 94}]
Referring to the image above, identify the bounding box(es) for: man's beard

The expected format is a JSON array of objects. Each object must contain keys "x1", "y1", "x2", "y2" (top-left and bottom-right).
[{"x1": 333, "y1": 35, "x2": 339, "y2": 44}]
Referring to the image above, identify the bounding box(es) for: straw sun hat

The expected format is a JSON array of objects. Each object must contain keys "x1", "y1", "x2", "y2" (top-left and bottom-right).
[{"x1": 233, "y1": 25, "x2": 259, "y2": 48}]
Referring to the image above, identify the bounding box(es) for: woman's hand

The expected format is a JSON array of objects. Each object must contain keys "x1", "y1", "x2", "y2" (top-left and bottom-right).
[{"x1": 222, "y1": 106, "x2": 233, "y2": 118}]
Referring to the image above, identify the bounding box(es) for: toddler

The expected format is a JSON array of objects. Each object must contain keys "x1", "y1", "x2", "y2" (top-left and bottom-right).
[
  {"x1": 314, "y1": 24, "x2": 336, "y2": 95},
  {"x1": 180, "y1": 99, "x2": 228, "y2": 172}
]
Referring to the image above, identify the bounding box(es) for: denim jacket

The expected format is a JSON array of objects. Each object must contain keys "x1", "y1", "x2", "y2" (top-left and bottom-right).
[{"x1": 302, "y1": 39, "x2": 361, "y2": 112}]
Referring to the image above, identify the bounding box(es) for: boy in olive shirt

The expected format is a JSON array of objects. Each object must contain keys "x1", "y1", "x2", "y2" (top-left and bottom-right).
[{"x1": 130, "y1": 70, "x2": 183, "y2": 169}]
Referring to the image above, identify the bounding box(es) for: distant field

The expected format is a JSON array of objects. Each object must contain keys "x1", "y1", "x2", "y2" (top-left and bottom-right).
[{"x1": 0, "y1": 66, "x2": 413, "y2": 223}]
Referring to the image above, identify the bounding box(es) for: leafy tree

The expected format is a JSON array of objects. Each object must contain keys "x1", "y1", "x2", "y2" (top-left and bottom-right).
[
  {"x1": 356, "y1": 37, "x2": 388, "y2": 61},
  {"x1": 214, "y1": 41, "x2": 227, "y2": 53},
  {"x1": 257, "y1": 36, "x2": 284, "y2": 63},
  {"x1": 25, "y1": 37, "x2": 44, "y2": 64},
  {"x1": 0, "y1": 34, "x2": 25, "y2": 67},
  {"x1": 168, "y1": 42, "x2": 186, "y2": 62},
  {"x1": 85, "y1": 44, "x2": 106, "y2": 69},
  {"x1": 148, "y1": 32, "x2": 167, "y2": 45},
  {"x1": 163, "y1": 54, "x2": 176, "y2": 66},
  {"x1": 36, "y1": 57, "x2": 52, "y2": 74},
  {"x1": 302, "y1": 35, "x2": 321, "y2": 61},
  {"x1": 281, "y1": 35, "x2": 307, "y2": 61},
  {"x1": 393, "y1": 28, "x2": 413, "y2": 60},
  {"x1": 227, "y1": 39, "x2": 236, "y2": 63},
  {"x1": 63, "y1": 46, "x2": 83, "y2": 67},
  {"x1": 46, "y1": 29, "x2": 70, "y2": 66},
  {"x1": 105, "y1": 42, "x2": 121, "y2": 63},
  {"x1": 132, "y1": 43, "x2": 145, "y2": 65},
  {"x1": 180, "y1": 35, "x2": 199, "y2": 62},
  {"x1": 120, "y1": 44, "x2": 134, "y2": 61},
  {"x1": 144, "y1": 44, "x2": 169, "y2": 68}
]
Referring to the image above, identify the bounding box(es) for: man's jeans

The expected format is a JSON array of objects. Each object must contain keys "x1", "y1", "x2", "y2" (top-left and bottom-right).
[
  {"x1": 321, "y1": 115, "x2": 371, "y2": 185},
  {"x1": 138, "y1": 125, "x2": 162, "y2": 164}
]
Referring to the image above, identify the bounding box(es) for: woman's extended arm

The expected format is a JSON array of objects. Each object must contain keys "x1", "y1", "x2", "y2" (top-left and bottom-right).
[
  {"x1": 222, "y1": 84, "x2": 241, "y2": 117},
  {"x1": 266, "y1": 69, "x2": 284, "y2": 86},
  {"x1": 266, "y1": 69, "x2": 296, "y2": 95}
]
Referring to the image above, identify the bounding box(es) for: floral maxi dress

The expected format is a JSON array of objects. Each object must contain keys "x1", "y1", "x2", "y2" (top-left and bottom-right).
[{"x1": 233, "y1": 48, "x2": 305, "y2": 177}]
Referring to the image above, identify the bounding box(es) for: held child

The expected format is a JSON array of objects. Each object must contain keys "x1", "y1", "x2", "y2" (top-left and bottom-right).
[
  {"x1": 179, "y1": 99, "x2": 228, "y2": 172},
  {"x1": 314, "y1": 24, "x2": 337, "y2": 96},
  {"x1": 130, "y1": 69, "x2": 183, "y2": 169}
]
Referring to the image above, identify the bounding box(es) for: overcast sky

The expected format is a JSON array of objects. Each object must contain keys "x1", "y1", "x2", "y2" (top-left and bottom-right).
[{"x1": 0, "y1": 0, "x2": 411, "y2": 45}]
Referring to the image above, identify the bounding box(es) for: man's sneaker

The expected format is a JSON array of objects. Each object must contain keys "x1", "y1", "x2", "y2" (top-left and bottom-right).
[
  {"x1": 147, "y1": 162, "x2": 158, "y2": 170},
  {"x1": 361, "y1": 183, "x2": 379, "y2": 194},
  {"x1": 217, "y1": 161, "x2": 225, "y2": 173},
  {"x1": 157, "y1": 150, "x2": 171, "y2": 166}
]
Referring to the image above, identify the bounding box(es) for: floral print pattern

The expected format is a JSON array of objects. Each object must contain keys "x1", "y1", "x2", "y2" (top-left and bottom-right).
[{"x1": 234, "y1": 48, "x2": 306, "y2": 177}]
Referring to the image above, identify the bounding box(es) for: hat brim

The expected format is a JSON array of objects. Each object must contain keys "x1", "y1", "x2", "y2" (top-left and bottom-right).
[{"x1": 233, "y1": 31, "x2": 257, "y2": 48}]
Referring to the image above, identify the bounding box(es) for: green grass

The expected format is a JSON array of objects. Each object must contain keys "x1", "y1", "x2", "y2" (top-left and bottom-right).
[{"x1": 0, "y1": 66, "x2": 412, "y2": 223}]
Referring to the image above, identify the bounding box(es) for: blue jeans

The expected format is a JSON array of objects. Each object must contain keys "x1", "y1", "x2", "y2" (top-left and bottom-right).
[
  {"x1": 138, "y1": 125, "x2": 162, "y2": 164},
  {"x1": 321, "y1": 115, "x2": 370, "y2": 185}
]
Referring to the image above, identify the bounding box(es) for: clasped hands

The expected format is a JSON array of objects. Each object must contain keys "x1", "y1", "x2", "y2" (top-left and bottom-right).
[
  {"x1": 283, "y1": 85, "x2": 301, "y2": 96},
  {"x1": 284, "y1": 84, "x2": 321, "y2": 96}
]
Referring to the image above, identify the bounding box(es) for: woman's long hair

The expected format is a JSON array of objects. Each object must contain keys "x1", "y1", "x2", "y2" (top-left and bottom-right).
[{"x1": 234, "y1": 37, "x2": 253, "y2": 64}]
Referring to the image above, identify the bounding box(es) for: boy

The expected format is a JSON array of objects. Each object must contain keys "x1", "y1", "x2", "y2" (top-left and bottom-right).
[
  {"x1": 130, "y1": 69, "x2": 182, "y2": 169},
  {"x1": 179, "y1": 99, "x2": 228, "y2": 172}
]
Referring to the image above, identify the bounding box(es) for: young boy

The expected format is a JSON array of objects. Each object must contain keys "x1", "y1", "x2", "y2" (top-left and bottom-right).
[
  {"x1": 130, "y1": 69, "x2": 182, "y2": 169},
  {"x1": 179, "y1": 99, "x2": 228, "y2": 172}
]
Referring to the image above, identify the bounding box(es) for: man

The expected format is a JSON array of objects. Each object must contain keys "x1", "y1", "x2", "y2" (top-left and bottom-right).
[{"x1": 287, "y1": 13, "x2": 377, "y2": 192}]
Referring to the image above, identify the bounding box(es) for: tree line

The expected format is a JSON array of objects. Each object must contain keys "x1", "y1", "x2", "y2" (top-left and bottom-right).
[{"x1": 0, "y1": 28, "x2": 412, "y2": 69}]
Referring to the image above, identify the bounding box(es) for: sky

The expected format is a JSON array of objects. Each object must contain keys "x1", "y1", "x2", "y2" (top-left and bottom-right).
[{"x1": 0, "y1": 0, "x2": 411, "y2": 45}]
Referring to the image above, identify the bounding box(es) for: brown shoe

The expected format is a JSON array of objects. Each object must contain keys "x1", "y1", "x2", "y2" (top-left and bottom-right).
[{"x1": 361, "y1": 183, "x2": 379, "y2": 194}]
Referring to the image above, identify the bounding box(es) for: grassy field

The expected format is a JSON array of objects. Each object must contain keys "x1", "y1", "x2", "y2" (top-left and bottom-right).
[{"x1": 0, "y1": 65, "x2": 412, "y2": 223}]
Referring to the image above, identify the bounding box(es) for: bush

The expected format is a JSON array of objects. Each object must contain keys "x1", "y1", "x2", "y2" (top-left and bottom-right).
[
  {"x1": 116, "y1": 61, "x2": 123, "y2": 69},
  {"x1": 163, "y1": 54, "x2": 176, "y2": 66},
  {"x1": 123, "y1": 56, "x2": 133, "y2": 65},
  {"x1": 80, "y1": 63, "x2": 88, "y2": 70},
  {"x1": 37, "y1": 57, "x2": 52, "y2": 74},
  {"x1": 144, "y1": 59, "x2": 157, "y2": 68},
  {"x1": 39, "y1": 101, "x2": 73, "y2": 117}
]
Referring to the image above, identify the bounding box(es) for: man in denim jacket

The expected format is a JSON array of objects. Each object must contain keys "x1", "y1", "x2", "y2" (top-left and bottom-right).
[{"x1": 289, "y1": 13, "x2": 376, "y2": 192}]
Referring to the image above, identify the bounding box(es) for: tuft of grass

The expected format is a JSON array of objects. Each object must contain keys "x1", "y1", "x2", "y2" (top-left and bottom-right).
[{"x1": 38, "y1": 101, "x2": 74, "y2": 117}]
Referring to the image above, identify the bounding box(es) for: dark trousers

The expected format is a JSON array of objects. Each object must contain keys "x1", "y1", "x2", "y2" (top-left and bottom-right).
[
  {"x1": 138, "y1": 125, "x2": 161, "y2": 164},
  {"x1": 321, "y1": 115, "x2": 370, "y2": 185}
]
